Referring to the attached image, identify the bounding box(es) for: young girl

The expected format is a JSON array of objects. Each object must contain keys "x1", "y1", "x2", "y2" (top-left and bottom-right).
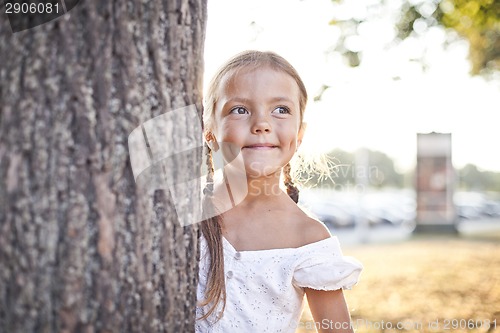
[{"x1": 197, "y1": 50, "x2": 362, "y2": 333}]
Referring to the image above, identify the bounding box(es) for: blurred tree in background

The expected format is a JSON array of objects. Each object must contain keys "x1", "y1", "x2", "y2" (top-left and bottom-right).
[
  {"x1": 303, "y1": 149, "x2": 500, "y2": 192},
  {"x1": 323, "y1": 0, "x2": 500, "y2": 193},
  {"x1": 458, "y1": 163, "x2": 500, "y2": 191},
  {"x1": 304, "y1": 148, "x2": 405, "y2": 189},
  {"x1": 397, "y1": 0, "x2": 500, "y2": 75},
  {"x1": 330, "y1": 0, "x2": 500, "y2": 76}
]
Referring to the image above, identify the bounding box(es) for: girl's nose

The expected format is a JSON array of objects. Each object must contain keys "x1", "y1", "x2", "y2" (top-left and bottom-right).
[{"x1": 251, "y1": 114, "x2": 272, "y2": 134}]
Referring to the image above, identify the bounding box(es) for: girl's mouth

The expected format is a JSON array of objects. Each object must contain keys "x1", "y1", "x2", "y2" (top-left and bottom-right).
[{"x1": 243, "y1": 144, "x2": 278, "y2": 150}]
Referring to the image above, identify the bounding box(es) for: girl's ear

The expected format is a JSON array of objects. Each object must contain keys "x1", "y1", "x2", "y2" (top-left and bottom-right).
[
  {"x1": 297, "y1": 122, "x2": 307, "y2": 147},
  {"x1": 204, "y1": 131, "x2": 220, "y2": 152}
]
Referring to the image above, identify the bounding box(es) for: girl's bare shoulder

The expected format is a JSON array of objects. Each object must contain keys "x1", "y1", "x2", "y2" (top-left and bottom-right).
[{"x1": 290, "y1": 207, "x2": 332, "y2": 247}]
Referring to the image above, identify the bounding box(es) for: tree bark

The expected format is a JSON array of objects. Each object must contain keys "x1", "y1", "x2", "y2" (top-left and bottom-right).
[{"x1": 0, "y1": 1, "x2": 206, "y2": 332}]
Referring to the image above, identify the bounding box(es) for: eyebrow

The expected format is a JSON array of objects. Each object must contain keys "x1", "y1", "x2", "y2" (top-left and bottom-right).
[
  {"x1": 224, "y1": 96, "x2": 295, "y2": 105},
  {"x1": 224, "y1": 97, "x2": 252, "y2": 105},
  {"x1": 269, "y1": 96, "x2": 295, "y2": 104}
]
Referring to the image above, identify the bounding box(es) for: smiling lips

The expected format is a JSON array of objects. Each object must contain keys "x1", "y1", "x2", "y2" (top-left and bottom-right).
[{"x1": 243, "y1": 143, "x2": 279, "y2": 150}]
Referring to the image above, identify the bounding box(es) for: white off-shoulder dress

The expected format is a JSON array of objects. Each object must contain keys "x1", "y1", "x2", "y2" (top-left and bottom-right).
[{"x1": 196, "y1": 235, "x2": 363, "y2": 333}]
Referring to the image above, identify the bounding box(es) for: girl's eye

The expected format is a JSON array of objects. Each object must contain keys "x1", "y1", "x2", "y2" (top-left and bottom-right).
[
  {"x1": 272, "y1": 106, "x2": 291, "y2": 114},
  {"x1": 230, "y1": 106, "x2": 249, "y2": 115}
]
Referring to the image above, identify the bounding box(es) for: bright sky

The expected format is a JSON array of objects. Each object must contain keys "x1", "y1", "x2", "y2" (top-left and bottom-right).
[{"x1": 203, "y1": 0, "x2": 500, "y2": 173}]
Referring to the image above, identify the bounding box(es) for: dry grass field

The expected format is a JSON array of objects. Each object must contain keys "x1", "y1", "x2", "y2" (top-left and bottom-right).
[{"x1": 298, "y1": 232, "x2": 500, "y2": 333}]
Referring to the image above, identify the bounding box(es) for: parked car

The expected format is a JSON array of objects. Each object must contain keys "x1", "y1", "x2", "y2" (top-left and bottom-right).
[
  {"x1": 482, "y1": 200, "x2": 500, "y2": 218},
  {"x1": 454, "y1": 191, "x2": 487, "y2": 220},
  {"x1": 300, "y1": 188, "x2": 417, "y2": 229},
  {"x1": 308, "y1": 201, "x2": 356, "y2": 229},
  {"x1": 361, "y1": 190, "x2": 416, "y2": 227}
]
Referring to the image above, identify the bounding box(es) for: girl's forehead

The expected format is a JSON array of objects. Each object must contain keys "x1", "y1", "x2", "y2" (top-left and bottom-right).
[
  {"x1": 222, "y1": 65, "x2": 287, "y2": 83},
  {"x1": 218, "y1": 66, "x2": 300, "y2": 97}
]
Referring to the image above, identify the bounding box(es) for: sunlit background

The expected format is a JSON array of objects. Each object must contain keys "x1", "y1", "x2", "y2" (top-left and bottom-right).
[
  {"x1": 204, "y1": 2, "x2": 500, "y2": 331},
  {"x1": 204, "y1": 0, "x2": 500, "y2": 174}
]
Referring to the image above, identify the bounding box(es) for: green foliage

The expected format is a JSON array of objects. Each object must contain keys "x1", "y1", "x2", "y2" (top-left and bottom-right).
[
  {"x1": 330, "y1": 0, "x2": 500, "y2": 75},
  {"x1": 397, "y1": 0, "x2": 500, "y2": 75},
  {"x1": 458, "y1": 163, "x2": 500, "y2": 191}
]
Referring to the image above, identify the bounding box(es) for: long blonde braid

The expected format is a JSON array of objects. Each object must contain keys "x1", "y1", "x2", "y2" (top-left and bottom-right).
[
  {"x1": 283, "y1": 162, "x2": 299, "y2": 203},
  {"x1": 198, "y1": 144, "x2": 226, "y2": 321}
]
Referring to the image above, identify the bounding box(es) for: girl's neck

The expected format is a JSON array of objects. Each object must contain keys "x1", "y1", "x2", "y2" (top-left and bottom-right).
[
  {"x1": 221, "y1": 168, "x2": 284, "y2": 204},
  {"x1": 244, "y1": 172, "x2": 283, "y2": 201},
  {"x1": 211, "y1": 165, "x2": 288, "y2": 216}
]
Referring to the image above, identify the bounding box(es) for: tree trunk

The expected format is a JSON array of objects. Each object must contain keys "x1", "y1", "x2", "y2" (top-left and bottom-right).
[{"x1": 0, "y1": 1, "x2": 206, "y2": 332}]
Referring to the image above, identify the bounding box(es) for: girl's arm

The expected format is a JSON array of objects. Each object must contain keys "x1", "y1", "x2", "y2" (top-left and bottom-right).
[{"x1": 304, "y1": 288, "x2": 354, "y2": 333}]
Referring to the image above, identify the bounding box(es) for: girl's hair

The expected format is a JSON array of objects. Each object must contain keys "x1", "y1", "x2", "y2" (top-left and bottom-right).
[{"x1": 198, "y1": 50, "x2": 308, "y2": 320}]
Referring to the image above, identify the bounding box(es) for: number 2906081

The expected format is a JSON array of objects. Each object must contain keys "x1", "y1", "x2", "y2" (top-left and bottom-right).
[{"x1": 6, "y1": 2, "x2": 60, "y2": 14}]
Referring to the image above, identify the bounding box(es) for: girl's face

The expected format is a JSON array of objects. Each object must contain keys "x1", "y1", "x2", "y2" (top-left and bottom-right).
[{"x1": 210, "y1": 66, "x2": 304, "y2": 179}]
